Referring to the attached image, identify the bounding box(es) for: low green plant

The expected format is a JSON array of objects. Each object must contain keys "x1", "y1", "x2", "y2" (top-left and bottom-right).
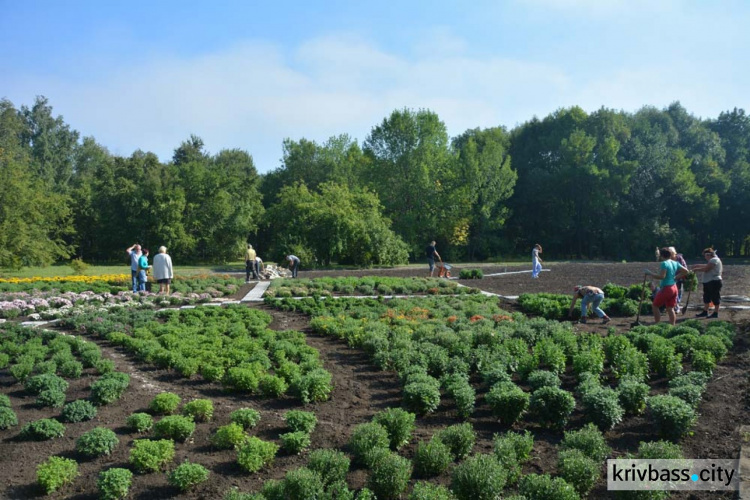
[
  {"x1": 485, "y1": 381, "x2": 529, "y2": 425},
  {"x1": 409, "y1": 482, "x2": 455, "y2": 500},
  {"x1": 413, "y1": 438, "x2": 452, "y2": 477},
  {"x1": 182, "y1": 399, "x2": 214, "y2": 422},
  {"x1": 168, "y1": 461, "x2": 210, "y2": 491},
  {"x1": 95, "y1": 359, "x2": 116, "y2": 374},
  {"x1": 617, "y1": 377, "x2": 650, "y2": 414},
  {"x1": 58, "y1": 360, "x2": 84, "y2": 378},
  {"x1": 581, "y1": 387, "x2": 624, "y2": 430},
  {"x1": 25, "y1": 373, "x2": 69, "y2": 395},
  {"x1": 528, "y1": 370, "x2": 562, "y2": 390},
  {"x1": 126, "y1": 412, "x2": 154, "y2": 433},
  {"x1": 668, "y1": 384, "x2": 703, "y2": 408},
  {"x1": 61, "y1": 400, "x2": 97, "y2": 423},
  {"x1": 20, "y1": 418, "x2": 65, "y2": 440},
  {"x1": 10, "y1": 361, "x2": 34, "y2": 382},
  {"x1": 647, "y1": 395, "x2": 697, "y2": 441},
  {"x1": 403, "y1": 381, "x2": 441, "y2": 415},
  {"x1": 560, "y1": 423, "x2": 611, "y2": 462},
  {"x1": 285, "y1": 410, "x2": 318, "y2": 434},
  {"x1": 493, "y1": 430, "x2": 534, "y2": 471},
  {"x1": 529, "y1": 386, "x2": 576, "y2": 429},
  {"x1": 98, "y1": 468, "x2": 133, "y2": 500},
  {"x1": 349, "y1": 422, "x2": 390, "y2": 466},
  {"x1": 637, "y1": 440, "x2": 684, "y2": 459},
  {"x1": 236, "y1": 436, "x2": 280, "y2": 473},
  {"x1": 691, "y1": 349, "x2": 716, "y2": 375},
  {"x1": 37, "y1": 456, "x2": 78, "y2": 494},
  {"x1": 451, "y1": 453, "x2": 507, "y2": 500},
  {"x1": 518, "y1": 473, "x2": 580, "y2": 500},
  {"x1": 76, "y1": 427, "x2": 119, "y2": 458},
  {"x1": 669, "y1": 371, "x2": 709, "y2": 390},
  {"x1": 0, "y1": 394, "x2": 10, "y2": 408},
  {"x1": 90, "y1": 372, "x2": 130, "y2": 405},
  {"x1": 36, "y1": 388, "x2": 66, "y2": 408},
  {"x1": 129, "y1": 439, "x2": 175, "y2": 473},
  {"x1": 259, "y1": 374, "x2": 289, "y2": 397},
  {"x1": 149, "y1": 392, "x2": 182, "y2": 415},
  {"x1": 558, "y1": 448, "x2": 599, "y2": 496},
  {"x1": 153, "y1": 415, "x2": 196, "y2": 442},
  {"x1": 283, "y1": 467, "x2": 325, "y2": 499},
  {"x1": 372, "y1": 408, "x2": 416, "y2": 450},
  {"x1": 366, "y1": 451, "x2": 412, "y2": 500},
  {"x1": 280, "y1": 431, "x2": 312, "y2": 454},
  {"x1": 307, "y1": 448, "x2": 350, "y2": 485},
  {"x1": 212, "y1": 423, "x2": 247, "y2": 450},
  {"x1": 230, "y1": 408, "x2": 261, "y2": 429},
  {"x1": 293, "y1": 368, "x2": 333, "y2": 404},
  {"x1": 434, "y1": 422, "x2": 476, "y2": 461},
  {"x1": 0, "y1": 407, "x2": 18, "y2": 429}
]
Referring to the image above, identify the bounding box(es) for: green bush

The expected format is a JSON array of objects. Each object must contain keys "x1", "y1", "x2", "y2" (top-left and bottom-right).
[
  {"x1": 200, "y1": 364, "x2": 225, "y2": 382},
  {"x1": 533, "y1": 338, "x2": 567, "y2": 374},
  {"x1": 434, "y1": 423, "x2": 476, "y2": 461},
  {"x1": 224, "y1": 487, "x2": 265, "y2": 500},
  {"x1": 485, "y1": 381, "x2": 529, "y2": 425},
  {"x1": 35, "y1": 360, "x2": 57, "y2": 375},
  {"x1": 149, "y1": 392, "x2": 182, "y2": 415},
  {"x1": 669, "y1": 371, "x2": 709, "y2": 390},
  {"x1": 572, "y1": 349, "x2": 605, "y2": 378},
  {"x1": 95, "y1": 359, "x2": 116, "y2": 375},
  {"x1": 126, "y1": 412, "x2": 154, "y2": 433},
  {"x1": 259, "y1": 374, "x2": 289, "y2": 398},
  {"x1": 293, "y1": 368, "x2": 333, "y2": 404},
  {"x1": 529, "y1": 386, "x2": 576, "y2": 429},
  {"x1": 692, "y1": 335, "x2": 728, "y2": 360},
  {"x1": 413, "y1": 438, "x2": 452, "y2": 477},
  {"x1": 36, "y1": 388, "x2": 66, "y2": 408},
  {"x1": 237, "y1": 436, "x2": 279, "y2": 473},
  {"x1": 283, "y1": 467, "x2": 325, "y2": 500},
  {"x1": 25, "y1": 373, "x2": 69, "y2": 395},
  {"x1": 581, "y1": 387, "x2": 624, "y2": 430},
  {"x1": 560, "y1": 423, "x2": 610, "y2": 462},
  {"x1": 98, "y1": 468, "x2": 133, "y2": 500},
  {"x1": 647, "y1": 342, "x2": 683, "y2": 379},
  {"x1": 528, "y1": 370, "x2": 562, "y2": 390},
  {"x1": 668, "y1": 384, "x2": 703, "y2": 408},
  {"x1": 647, "y1": 395, "x2": 697, "y2": 441},
  {"x1": 90, "y1": 372, "x2": 130, "y2": 405},
  {"x1": 403, "y1": 381, "x2": 441, "y2": 415},
  {"x1": 212, "y1": 423, "x2": 247, "y2": 450},
  {"x1": 130, "y1": 439, "x2": 175, "y2": 473},
  {"x1": 59, "y1": 360, "x2": 84, "y2": 378},
  {"x1": 61, "y1": 400, "x2": 97, "y2": 423},
  {"x1": 224, "y1": 367, "x2": 261, "y2": 392},
  {"x1": 307, "y1": 448, "x2": 350, "y2": 485},
  {"x1": 0, "y1": 394, "x2": 10, "y2": 407},
  {"x1": 617, "y1": 377, "x2": 650, "y2": 414},
  {"x1": 691, "y1": 349, "x2": 716, "y2": 375},
  {"x1": 285, "y1": 410, "x2": 318, "y2": 434},
  {"x1": 153, "y1": 415, "x2": 196, "y2": 442},
  {"x1": 493, "y1": 430, "x2": 534, "y2": 466},
  {"x1": 451, "y1": 454, "x2": 507, "y2": 500},
  {"x1": 558, "y1": 448, "x2": 599, "y2": 496},
  {"x1": 349, "y1": 422, "x2": 390, "y2": 466},
  {"x1": 37, "y1": 456, "x2": 78, "y2": 494},
  {"x1": 230, "y1": 408, "x2": 261, "y2": 429},
  {"x1": 20, "y1": 418, "x2": 65, "y2": 440},
  {"x1": 409, "y1": 482, "x2": 455, "y2": 500},
  {"x1": 76, "y1": 427, "x2": 119, "y2": 458},
  {"x1": 637, "y1": 440, "x2": 683, "y2": 459},
  {"x1": 519, "y1": 474, "x2": 580, "y2": 500},
  {"x1": 612, "y1": 347, "x2": 649, "y2": 382},
  {"x1": 448, "y1": 381, "x2": 476, "y2": 419},
  {"x1": 168, "y1": 461, "x2": 210, "y2": 491},
  {"x1": 372, "y1": 408, "x2": 416, "y2": 450},
  {"x1": 0, "y1": 407, "x2": 18, "y2": 429},
  {"x1": 366, "y1": 451, "x2": 412, "y2": 500},
  {"x1": 280, "y1": 431, "x2": 312, "y2": 454},
  {"x1": 182, "y1": 399, "x2": 214, "y2": 422},
  {"x1": 10, "y1": 362, "x2": 34, "y2": 382}
]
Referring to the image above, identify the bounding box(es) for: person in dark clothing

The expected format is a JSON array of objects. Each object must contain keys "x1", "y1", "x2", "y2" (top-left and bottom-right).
[{"x1": 425, "y1": 241, "x2": 441, "y2": 277}]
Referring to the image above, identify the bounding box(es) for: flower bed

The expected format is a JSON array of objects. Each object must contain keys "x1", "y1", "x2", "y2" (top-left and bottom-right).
[{"x1": 265, "y1": 277, "x2": 479, "y2": 298}]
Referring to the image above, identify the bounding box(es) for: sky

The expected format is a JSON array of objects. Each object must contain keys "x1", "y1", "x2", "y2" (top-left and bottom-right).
[{"x1": 2, "y1": 0, "x2": 749, "y2": 173}]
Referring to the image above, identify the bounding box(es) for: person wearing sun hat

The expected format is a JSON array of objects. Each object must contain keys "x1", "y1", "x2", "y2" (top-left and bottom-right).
[{"x1": 568, "y1": 285, "x2": 611, "y2": 324}]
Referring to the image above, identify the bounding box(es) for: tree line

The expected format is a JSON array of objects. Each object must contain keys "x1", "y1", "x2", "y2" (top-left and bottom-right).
[{"x1": 1, "y1": 96, "x2": 749, "y2": 269}]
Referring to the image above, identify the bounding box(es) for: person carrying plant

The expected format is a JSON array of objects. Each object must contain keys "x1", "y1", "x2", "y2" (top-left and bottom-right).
[
  {"x1": 645, "y1": 247, "x2": 689, "y2": 325},
  {"x1": 425, "y1": 241, "x2": 441, "y2": 277},
  {"x1": 568, "y1": 286, "x2": 611, "y2": 324},
  {"x1": 531, "y1": 244, "x2": 543, "y2": 278},
  {"x1": 691, "y1": 247, "x2": 723, "y2": 318},
  {"x1": 286, "y1": 254, "x2": 300, "y2": 278}
]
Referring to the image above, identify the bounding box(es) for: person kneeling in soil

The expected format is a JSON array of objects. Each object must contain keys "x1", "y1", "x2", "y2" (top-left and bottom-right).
[
  {"x1": 568, "y1": 286, "x2": 611, "y2": 324},
  {"x1": 645, "y1": 247, "x2": 689, "y2": 325}
]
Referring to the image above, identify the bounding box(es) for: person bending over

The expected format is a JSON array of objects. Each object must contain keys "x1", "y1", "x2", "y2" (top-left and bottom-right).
[{"x1": 568, "y1": 286, "x2": 611, "y2": 324}]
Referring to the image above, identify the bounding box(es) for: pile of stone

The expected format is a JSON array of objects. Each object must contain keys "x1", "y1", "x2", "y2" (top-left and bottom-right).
[{"x1": 260, "y1": 264, "x2": 292, "y2": 280}]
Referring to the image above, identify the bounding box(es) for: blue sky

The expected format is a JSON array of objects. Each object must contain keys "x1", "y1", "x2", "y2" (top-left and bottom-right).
[{"x1": 2, "y1": 0, "x2": 749, "y2": 172}]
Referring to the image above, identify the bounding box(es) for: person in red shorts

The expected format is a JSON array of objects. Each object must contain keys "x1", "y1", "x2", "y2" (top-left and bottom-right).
[{"x1": 645, "y1": 247, "x2": 689, "y2": 325}]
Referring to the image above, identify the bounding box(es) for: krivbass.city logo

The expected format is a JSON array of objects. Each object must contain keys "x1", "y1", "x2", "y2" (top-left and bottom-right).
[{"x1": 607, "y1": 459, "x2": 738, "y2": 491}]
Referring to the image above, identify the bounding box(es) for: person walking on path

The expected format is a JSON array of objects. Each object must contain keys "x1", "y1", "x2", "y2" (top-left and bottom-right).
[
  {"x1": 692, "y1": 247, "x2": 723, "y2": 319},
  {"x1": 669, "y1": 246, "x2": 688, "y2": 313},
  {"x1": 152, "y1": 246, "x2": 174, "y2": 294},
  {"x1": 568, "y1": 286, "x2": 611, "y2": 324},
  {"x1": 137, "y1": 248, "x2": 151, "y2": 292},
  {"x1": 531, "y1": 244, "x2": 543, "y2": 278},
  {"x1": 286, "y1": 254, "x2": 300, "y2": 278},
  {"x1": 245, "y1": 244, "x2": 258, "y2": 282},
  {"x1": 645, "y1": 247, "x2": 689, "y2": 325},
  {"x1": 425, "y1": 241, "x2": 442, "y2": 277},
  {"x1": 126, "y1": 244, "x2": 142, "y2": 293}
]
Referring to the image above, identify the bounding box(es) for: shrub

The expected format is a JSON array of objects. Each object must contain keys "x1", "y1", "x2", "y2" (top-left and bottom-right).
[
  {"x1": 612, "y1": 347, "x2": 649, "y2": 382},
  {"x1": 90, "y1": 372, "x2": 130, "y2": 405},
  {"x1": 260, "y1": 479, "x2": 286, "y2": 500},
  {"x1": 366, "y1": 451, "x2": 412, "y2": 500},
  {"x1": 668, "y1": 384, "x2": 703, "y2": 408},
  {"x1": 528, "y1": 370, "x2": 562, "y2": 390},
  {"x1": 259, "y1": 374, "x2": 289, "y2": 398},
  {"x1": 560, "y1": 423, "x2": 610, "y2": 462},
  {"x1": 129, "y1": 439, "x2": 175, "y2": 473},
  {"x1": 285, "y1": 410, "x2": 318, "y2": 434},
  {"x1": 691, "y1": 349, "x2": 716, "y2": 375},
  {"x1": 692, "y1": 335, "x2": 728, "y2": 360},
  {"x1": 37, "y1": 456, "x2": 78, "y2": 494},
  {"x1": 284, "y1": 467, "x2": 325, "y2": 499},
  {"x1": 519, "y1": 474, "x2": 580, "y2": 500},
  {"x1": 494, "y1": 430, "x2": 534, "y2": 463},
  {"x1": 581, "y1": 387, "x2": 624, "y2": 430},
  {"x1": 153, "y1": 415, "x2": 196, "y2": 442},
  {"x1": 200, "y1": 364, "x2": 225, "y2": 382},
  {"x1": 98, "y1": 468, "x2": 133, "y2": 500},
  {"x1": 59, "y1": 360, "x2": 84, "y2": 378},
  {"x1": 225, "y1": 367, "x2": 261, "y2": 392},
  {"x1": 492, "y1": 436, "x2": 522, "y2": 484},
  {"x1": 76, "y1": 427, "x2": 119, "y2": 458},
  {"x1": 434, "y1": 423, "x2": 476, "y2": 461},
  {"x1": 0, "y1": 394, "x2": 10, "y2": 407},
  {"x1": 224, "y1": 488, "x2": 265, "y2": 500},
  {"x1": 648, "y1": 343, "x2": 683, "y2": 379},
  {"x1": 36, "y1": 389, "x2": 66, "y2": 408},
  {"x1": 230, "y1": 408, "x2": 261, "y2": 429},
  {"x1": 280, "y1": 431, "x2": 312, "y2": 454},
  {"x1": 485, "y1": 381, "x2": 529, "y2": 425},
  {"x1": 669, "y1": 371, "x2": 710, "y2": 390},
  {"x1": 307, "y1": 449, "x2": 350, "y2": 485},
  {"x1": 349, "y1": 422, "x2": 390, "y2": 466},
  {"x1": 168, "y1": 461, "x2": 210, "y2": 491},
  {"x1": 533, "y1": 338, "x2": 566, "y2": 374},
  {"x1": 293, "y1": 368, "x2": 333, "y2": 404},
  {"x1": 182, "y1": 399, "x2": 214, "y2": 422},
  {"x1": 529, "y1": 386, "x2": 576, "y2": 429},
  {"x1": 409, "y1": 482, "x2": 455, "y2": 500},
  {"x1": 638, "y1": 440, "x2": 683, "y2": 459},
  {"x1": 61, "y1": 400, "x2": 97, "y2": 423},
  {"x1": 647, "y1": 395, "x2": 697, "y2": 441},
  {"x1": 35, "y1": 360, "x2": 57, "y2": 375},
  {"x1": 212, "y1": 423, "x2": 247, "y2": 449},
  {"x1": 403, "y1": 381, "x2": 441, "y2": 415},
  {"x1": 149, "y1": 392, "x2": 181, "y2": 415},
  {"x1": 25, "y1": 373, "x2": 69, "y2": 395},
  {"x1": 558, "y1": 448, "x2": 599, "y2": 496},
  {"x1": 413, "y1": 438, "x2": 452, "y2": 477},
  {"x1": 10, "y1": 362, "x2": 34, "y2": 382},
  {"x1": 237, "y1": 436, "x2": 280, "y2": 473},
  {"x1": 448, "y1": 382, "x2": 476, "y2": 419},
  {"x1": 95, "y1": 359, "x2": 116, "y2": 374},
  {"x1": 372, "y1": 408, "x2": 416, "y2": 450},
  {"x1": 126, "y1": 412, "x2": 154, "y2": 433},
  {"x1": 20, "y1": 418, "x2": 65, "y2": 440},
  {"x1": 451, "y1": 454, "x2": 507, "y2": 500},
  {"x1": 617, "y1": 377, "x2": 650, "y2": 414},
  {"x1": 0, "y1": 407, "x2": 18, "y2": 429}
]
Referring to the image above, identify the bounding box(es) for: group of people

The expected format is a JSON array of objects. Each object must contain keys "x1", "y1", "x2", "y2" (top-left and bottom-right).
[
  {"x1": 244, "y1": 244, "x2": 301, "y2": 280},
  {"x1": 125, "y1": 244, "x2": 174, "y2": 294}
]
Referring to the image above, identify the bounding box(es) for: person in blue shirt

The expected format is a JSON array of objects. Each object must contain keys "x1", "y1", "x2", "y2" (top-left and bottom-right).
[
  {"x1": 137, "y1": 248, "x2": 151, "y2": 292},
  {"x1": 645, "y1": 247, "x2": 689, "y2": 325},
  {"x1": 125, "y1": 243, "x2": 142, "y2": 293}
]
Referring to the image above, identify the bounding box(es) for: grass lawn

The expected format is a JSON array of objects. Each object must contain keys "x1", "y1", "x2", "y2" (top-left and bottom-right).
[{"x1": 0, "y1": 263, "x2": 235, "y2": 279}]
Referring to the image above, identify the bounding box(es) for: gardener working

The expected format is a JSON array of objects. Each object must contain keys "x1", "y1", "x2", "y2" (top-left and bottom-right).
[
  {"x1": 425, "y1": 240, "x2": 442, "y2": 277},
  {"x1": 692, "y1": 246, "x2": 723, "y2": 319},
  {"x1": 645, "y1": 247, "x2": 689, "y2": 325},
  {"x1": 568, "y1": 286, "x2": 611, "y2": 324}
]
